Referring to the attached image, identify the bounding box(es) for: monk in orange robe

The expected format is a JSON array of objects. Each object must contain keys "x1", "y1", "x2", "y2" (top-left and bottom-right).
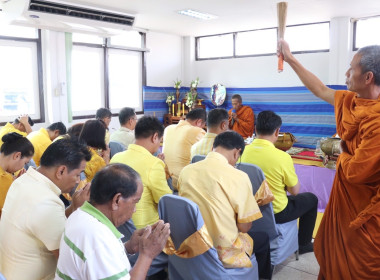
[
  {"x1": 279, "y1": 40, "x2": 380, "y2": 279},
  {"x1": 228, "y1": 94, "x2": 254, "y2": 138}
]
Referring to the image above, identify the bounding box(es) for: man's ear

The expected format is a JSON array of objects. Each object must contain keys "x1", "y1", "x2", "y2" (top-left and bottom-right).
[
  {"x1": 221, "y1": 120, "x2": 228, "y2": 131},
  {"x1": 366, "y1": 71, "x2": 374, "y2": 84},
  {"x1": 56, "y1": 165, "x2": 66, "y2": 179},
  {"x1": 274, "y1": 128, "x2": 280, "y2": 137},
  {"x1": 152, "y1": 132, "x2": 159, "y2": 143},
  {"x1": 112, "y1": 193, "x2": 122, "y2": 211}
]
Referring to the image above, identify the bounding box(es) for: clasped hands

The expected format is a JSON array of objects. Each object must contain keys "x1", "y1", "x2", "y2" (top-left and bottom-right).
[{"x1": 125, "y1": 220, "x2": 170, "y2": 260}]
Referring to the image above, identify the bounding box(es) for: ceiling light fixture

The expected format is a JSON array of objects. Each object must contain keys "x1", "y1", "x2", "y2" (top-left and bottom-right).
[{"x1": 177, "y1": 9, "x2": 217, "y2": 20}]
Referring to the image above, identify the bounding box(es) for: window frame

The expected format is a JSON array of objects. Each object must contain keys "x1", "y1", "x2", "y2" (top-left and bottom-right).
[
  {"x1": 0, "y1": 29, "x2": 45, "y2": 125},
  {"x1": 352, "y1": 16, "x2": 380, "y2": 51},
  {"x1": 72, "y1": 32, "x2": 147, "y2": 120},
  {"x1": 196, "y1": 21, "x2": 330, "y2": 61}
]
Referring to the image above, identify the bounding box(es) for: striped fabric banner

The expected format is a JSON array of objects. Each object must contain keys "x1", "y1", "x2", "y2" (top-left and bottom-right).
[{"x1": 143, "y1": 85, "x2": 346, "y2": 148}]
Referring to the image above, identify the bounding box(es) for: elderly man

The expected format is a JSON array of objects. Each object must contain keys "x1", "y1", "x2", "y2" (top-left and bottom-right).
[
  {"x1": 279, "y1": 39, "x2": 380, "y2": 279},
  {"x1": 110, "y1": 107, "x2": 137, "y2": 149},
  {"x1": 0, "y1": 114, "x2": 34, "y2": 147},
  {"x1": 241, "y1": 110, "x2": 318, "y2": 254},
  {"x1": 55, "y1": 164, "x2": 170, "y2": 280},
  {"x1": 163, "y1": 108, "x2": 206, "y2": 188},
  {"x1": 178, "y1": 131, "x2": 272, "y2": 279},
  {"x1": 111, "y1": 116, "x2": 172, "y2": 229},
  {"x1": 228, "y1": 94, "x2": 254, "y2": 138},
  {"x1": 190, "y1": 108, "x2": 229, "y2": 159},
  {"x1": 27, "y1": 122, "x2": 67, "y2": 166},
  {"x1": 0, "y1": 139, "x2": 91, "y2": 280}
]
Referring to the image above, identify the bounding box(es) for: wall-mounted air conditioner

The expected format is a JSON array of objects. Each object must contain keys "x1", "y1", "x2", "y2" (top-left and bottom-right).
[{"x1": 1, "y1": 0, "x2": 136, "y2": 35}]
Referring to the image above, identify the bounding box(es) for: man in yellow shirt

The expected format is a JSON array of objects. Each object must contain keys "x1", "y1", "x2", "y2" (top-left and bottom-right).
[
  {"x1": 27, "y1": 122, "x2": 67, "y2": 167},
  {"x1": 111, "y1": 116, "x2": 172, "y2": 229},
  {"x1": 0, "y1": 115, "x2": 34, "y2": 147},
  {"x1": 241, "y1": 110, "x2": 318, "y2": 254},
  {"x1": 190, "y1": 108, "x2": 229, "y2": 159},
  {"x1": 163, "y1": 108, "x2": 206, "y2": 188},
  {"x1": 179, "y1": 131, "x2": 272, "y2": 279}
]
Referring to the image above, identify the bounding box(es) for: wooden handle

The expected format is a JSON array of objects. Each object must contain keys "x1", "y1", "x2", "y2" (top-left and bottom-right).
[{"x1": 278, "y1": 53, "x2": 284, "y2": 72}]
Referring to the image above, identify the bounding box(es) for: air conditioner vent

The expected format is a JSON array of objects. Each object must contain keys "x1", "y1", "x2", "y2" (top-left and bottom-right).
[{"x1": 28, "y1": 0, "x2": 134, "y2": 26}]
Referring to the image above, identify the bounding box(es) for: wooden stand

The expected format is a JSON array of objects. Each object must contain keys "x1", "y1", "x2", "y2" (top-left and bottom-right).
[{"x1": 164, "y1": 114, "x2": 185, "y2": 127}]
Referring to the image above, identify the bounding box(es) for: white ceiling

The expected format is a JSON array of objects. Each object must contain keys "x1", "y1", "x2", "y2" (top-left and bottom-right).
[{"x1": 62, "y1": 0, "x2": 380, "y2": 36}]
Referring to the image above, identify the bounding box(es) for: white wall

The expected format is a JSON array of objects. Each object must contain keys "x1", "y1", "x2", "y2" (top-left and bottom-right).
[{"x1": 146, "y1": 31, "x2": 183, "y2": 86}]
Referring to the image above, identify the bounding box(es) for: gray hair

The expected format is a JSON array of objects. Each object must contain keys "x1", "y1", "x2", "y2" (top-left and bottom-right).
[{"x1": 357, "y1": 45, "x2": 380, "y2": 86}]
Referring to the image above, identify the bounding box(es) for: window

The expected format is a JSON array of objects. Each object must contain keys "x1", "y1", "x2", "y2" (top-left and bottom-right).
[
  {"x1": 196, "y1": 22, "x2": 330, "y2": 60},
  {"x1": 71, "y1": 31, "x2": 145, "y2": 118},
  {"x1": 354, "y1": 16, "x2": 380, "y2": 50},
  {"x1": 0, "y1": 26, "x2": 43, "y2": 123}
]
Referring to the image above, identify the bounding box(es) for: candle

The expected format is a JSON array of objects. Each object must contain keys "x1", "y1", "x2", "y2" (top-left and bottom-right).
[
  {"x1": 182, "y1": 103, "x2": 185, "y2": 115},
  {"x1": 177, "y1": 102, "x2": 181, "y2": 117},
  {"x1": 172, "y1": 103, "x2": 175, "y2": 116}
]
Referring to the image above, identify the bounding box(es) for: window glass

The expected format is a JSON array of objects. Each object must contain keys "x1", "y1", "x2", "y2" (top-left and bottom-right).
[
  {"x1": 0, "y1": 25, "x2": 38, "y2": 38},
  {"x1": 0, "y1": 39, "x2": 40, "y2": 121},
  {"x1": 197, "y1": 34, "x2": 233, "y2": 59},
  {"x1": 71, "y1": 45, "x2": 104, "y2": 116},
  {"x1": 109, "y1": 31, "x2": 142, "y2": 48},
  {"x1": 285, "y1": 22, "x2": 329, "y2": 52},
  {"x1": 236, "y1": 28, "x2": 277, "y2": 56},
  {"x1": 355, "y1": 17, "x2": 380, "y2": 49},
  {"x1": 108, "y1": 49, "x2": 142, "y2": 111},
  {"x1": 72, "y1": 33, "x2": 104, "y2": 44}
]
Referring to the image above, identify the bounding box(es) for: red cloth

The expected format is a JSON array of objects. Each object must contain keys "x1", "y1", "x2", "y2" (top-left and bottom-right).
[
  {"x1": 228, "y1": 106, "x2": 254, "y2": 138},
  {"x1": 315, "y1": 90, "x2": 380, "y2": 279}
]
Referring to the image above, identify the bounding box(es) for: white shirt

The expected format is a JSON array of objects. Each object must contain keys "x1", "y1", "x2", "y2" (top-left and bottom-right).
[
  {"x1": 0, "y1": 167, "x2": 65, "y2": 280},
  {"x1": 110, "y1": 127, "x2": 135, "y2": 149},
  {"x1": 55, "y1": 202, "x2": 131, "y2": 280}
]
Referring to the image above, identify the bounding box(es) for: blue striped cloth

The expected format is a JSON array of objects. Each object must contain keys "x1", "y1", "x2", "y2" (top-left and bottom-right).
[{"x1": 143, "y1": 85, "x2": 346, "y2": 148}]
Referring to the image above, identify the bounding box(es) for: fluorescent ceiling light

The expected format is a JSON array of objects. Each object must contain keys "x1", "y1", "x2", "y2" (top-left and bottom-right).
[{"x1": 178, "y1": 10, "x2": 217, "y2": 20}]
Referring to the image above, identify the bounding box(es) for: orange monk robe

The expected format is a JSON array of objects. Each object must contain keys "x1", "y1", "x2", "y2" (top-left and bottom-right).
[
  {"x1": 314, "y1": 90, "x2": 380, "y2": 279},
  {"x1": 228, "y1": 106, "x2": 254, "y2": 138}
]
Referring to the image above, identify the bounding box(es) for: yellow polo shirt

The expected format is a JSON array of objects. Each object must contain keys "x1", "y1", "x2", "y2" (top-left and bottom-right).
[
  {"x1": 0, "y1": 123, "x2": 27, "y2": 147},
  {"x1": 163, "y1": 120, "x2": 205, "y2": 188},
  {"x1": 241, "y1": 138, "x2": 299, "y2": 213},
  {"x1": 111, "y1": 144, "x2": 172, "y2": 229},
  {"x1": 84, "y1": 148, "x2": 106, "y2": 182},
  {"x1": 27, "y1": 128, "x2": 52, "y2": 167},
  {"x1": 178, "y1": 152, "x2": 262, "y2": 268},
  {"x1": 190, "y1": 132, "x2": 217, "y2": 159},
  {"x1": 0, "y1": 166, "x2": 14, "y2": 217}
]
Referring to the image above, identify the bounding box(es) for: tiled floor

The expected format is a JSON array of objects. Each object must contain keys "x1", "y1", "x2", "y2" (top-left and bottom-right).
[{"x1": 272, "y1": 251, "x2": 319, "y2": 280}]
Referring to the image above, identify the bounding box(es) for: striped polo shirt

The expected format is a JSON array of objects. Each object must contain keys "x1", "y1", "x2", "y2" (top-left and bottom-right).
[{"x1": 55, "y1": 201, "x2": 131, "y2": 280}]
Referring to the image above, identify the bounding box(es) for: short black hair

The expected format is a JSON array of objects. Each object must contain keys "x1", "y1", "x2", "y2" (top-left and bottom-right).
[
  {"x1": 1, "y1": 132, "x2": 34, "y2": 158},
  {"x1": 40, "y1": 138, "x2": 91, "y2": 172},
  {"x1": 14, "y1": 116, "x2": 34, "y2": 126},
  {"x1": 47, "y1": 122, "x2": 67, "y2": 135},
  {"x1": 207, "y1": 108, "x2": 229, "y2": 128},
  {"x1": 118, "y1": 107, "x2": 136, "y2": 125},
  {"x1": 67, "y1": 123, "x2": 84, "y2": 138},
  {"x1": 186, "y1": 108, "x2": 207, "y2": 122},
  {"x1": 96, "y1": 108, "x2": 112, "y2": 120},
  {"x1": 256, "y1": 110, "x2": 282, "y2": 136},
  {"x1": 90, "y1": 163, "x2": 140, "y2": 205},
  {"x1": 135, "y1": 116, "x2": 164, "y2": 139},
  {"x1": 231, "y1": 94, "x2": 242, "y2": 103},
  {"x1": 213, "y1": 131, "x2": 245, "y2": 155},
  {"x1": 79, "y1": 120, "x2": 107, "y2": 150}
]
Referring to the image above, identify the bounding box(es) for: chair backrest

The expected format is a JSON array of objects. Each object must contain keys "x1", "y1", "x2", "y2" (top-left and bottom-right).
[
  {"x1": 109, "y1": 141, "x2": 126, "y2": 158},
  {"x1": 237, "y1": 163, "x2": 279, "y2": 242},
  {"x1": 158, "y1": 194, "x2": 204, "y2": 248},
  {"x1": 191, "y1": 154, "x2": 206, "y2": 164},
  {"x1": 158, "y1": 194, "x2": 259, "y2": 280}
]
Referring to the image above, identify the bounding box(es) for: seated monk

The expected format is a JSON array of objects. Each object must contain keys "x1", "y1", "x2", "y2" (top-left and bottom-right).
[{"x1": 228, "y1": 94, "x2": 254, "y2": 138}]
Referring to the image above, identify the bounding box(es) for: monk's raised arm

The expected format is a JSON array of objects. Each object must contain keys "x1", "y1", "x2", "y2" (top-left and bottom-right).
[{"x1": 278, "y1": 39, "x2": 335, "y2": 105}]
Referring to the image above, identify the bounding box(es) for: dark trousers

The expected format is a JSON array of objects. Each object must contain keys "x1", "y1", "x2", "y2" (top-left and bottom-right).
[
  {"x1": 274, "y1": 192, "x2": 318, "y2": 246},
  {"x1": 249, "y1": 231, "x2": 272, "y2": 279}
]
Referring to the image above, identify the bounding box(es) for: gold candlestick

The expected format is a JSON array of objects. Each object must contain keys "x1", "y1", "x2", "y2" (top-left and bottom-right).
[
  {"x1": 182, "y1": 103, "x2": 185, "y2": 116},
  {"x1": 172, "y1": 103, "x2": 175, "y2": 116},
  {"x1": 177, "y1": 102, "x2": 181, "y2": 117}
]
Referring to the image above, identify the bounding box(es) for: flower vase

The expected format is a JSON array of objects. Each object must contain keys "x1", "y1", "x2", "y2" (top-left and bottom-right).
[
  {"x1": 176, "y1": 89, "x2": 180, "y2": 103},
  {"x1": 168, "y1": 103, "x2": 171, "y2": 115}
]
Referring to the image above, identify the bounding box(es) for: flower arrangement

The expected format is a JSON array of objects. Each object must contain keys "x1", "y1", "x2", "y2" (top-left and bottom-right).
[
  {"x1": 186, "y1": 91, "x2": 197, "y2": 108},
  {"x1": 166, "y1": 93, "x2": 175, "y2": 105},
  {"x1": 190, "y1": 77, "x2": 199, "y2": 90},
  {"x1": 174, "y1": 79, "x2": 182, "y2": 89}
]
